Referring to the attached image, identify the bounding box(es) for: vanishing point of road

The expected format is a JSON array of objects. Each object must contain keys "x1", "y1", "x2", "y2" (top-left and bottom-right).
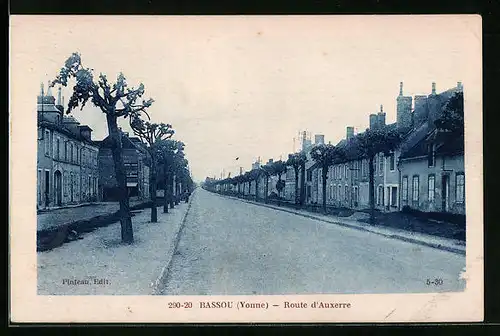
[{"x1": 161, "y1": 188, "x2": 465, "y2": 295}]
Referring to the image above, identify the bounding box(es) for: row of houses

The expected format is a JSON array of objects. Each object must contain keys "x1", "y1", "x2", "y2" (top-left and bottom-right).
[
  {"x1": 222, "y1": 81, "x2": 465, "y2": 215},
  {"x1": 36, "y1": 84, "x2": 152, "y2": 209}
]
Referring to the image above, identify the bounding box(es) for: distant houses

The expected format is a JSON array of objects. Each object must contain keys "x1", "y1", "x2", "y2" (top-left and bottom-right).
[{"x1": 213, "y1": 81, "x2": 465, "y2": 217}]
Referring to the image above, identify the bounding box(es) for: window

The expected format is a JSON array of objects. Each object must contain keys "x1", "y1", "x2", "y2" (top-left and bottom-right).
[
  {"x1": 402, "y1": 176, "x2": 408, "y2": 201},
  {"x1": 56, "y1": 137, "x2": 60, "y2": 160},
  {"x1": 428, "y1": 144, "x2": 436, "y2": 167},
  {"x1": 70, "y1": 144, "x2": 73, "y2": 163},
  {"x1": 344, "y1": 164, "x2": 348, "y2": 179},
  {"x1": 344, "y1": 185, "x2": 349, "y2": 201},
  {"x1": 391, "y1": 186, "x2": 398, "y2": 207},
  {"x1": 338, "y1": 185, "x2": 342, "y2": 200},
  {"x1": 63, "y1": 171, "x2": 68, "y2": 196},
  {"x1": 44, "y1": 130, "x2": 50, "y2": 156},
  {"x1": 307, "y1": 170, "x2": 312, "y2": 182},
  {"x1": 412, "y1": 175, "x2": 419, "y2": 202},
  {"x1": 389, "y1": 152, "x2": 395, "y2": 171},
  {"x1": 377, "y1": 186, "x2": 384, "y2": 205},
  {"x1": 428, "y1": 175, "x2": 435, "y2": 202},
  {"x1": 37, "y1": 170, "x2": 42, "y2": 205},
  {"x1": 379, "y1": 154, "x2": 384, "y2": 175},
  {"x1": 456, "y1": 173, "x2": 465, "y2": 203}
]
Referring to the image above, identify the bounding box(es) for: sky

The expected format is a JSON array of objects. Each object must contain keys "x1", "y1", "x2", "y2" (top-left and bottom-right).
[{"x1": 11, "y1": 15, "x2": 481, "y2": 183}]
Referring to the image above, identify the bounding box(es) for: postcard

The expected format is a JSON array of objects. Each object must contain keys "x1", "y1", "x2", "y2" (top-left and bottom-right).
[{"x1": 9, "y1": 15, "x2": 483, "y2": 323}]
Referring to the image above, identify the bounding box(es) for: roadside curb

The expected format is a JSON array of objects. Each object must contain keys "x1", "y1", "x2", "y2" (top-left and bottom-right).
[
  {"x1": 214, "y1": 192, "x2": 465, "y2": 256},
  {"x1": 151, "y1": 194, "x2": 194, "y2": 295}
]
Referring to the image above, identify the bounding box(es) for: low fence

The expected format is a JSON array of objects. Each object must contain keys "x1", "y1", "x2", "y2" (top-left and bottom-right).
[
  {"x1": 210, "y1": 189, "x2": 355, "y2": 216},
  {"x1": 36, "y1": 198, "x2": 185, "y2": 252}
]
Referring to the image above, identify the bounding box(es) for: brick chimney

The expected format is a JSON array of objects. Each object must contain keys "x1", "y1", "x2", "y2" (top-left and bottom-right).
[
  {"x1": 346, "y1": 126, "x2": 354, "y2": 140},
  {"x1": 78, "y1": 125, "x2": 93, "y2": 141},
  {"x1": 369, "y1": 114, "x2": 378, "y2": 129},
  {"x1": 431, "y1": 82, "x2": 436, "y2": 95},
  {"x1": 377, "y1": 105, "x2": 386, "y2": 127},
  {"x1": 396, "y1": 82, "x2": 412, "y2": 129},
  {"x1": 457, "y1": 81, "x2": 463, "y2": 92},
  {"x1": 314, "y1": 134, "x2": 325, "y2": 145}
]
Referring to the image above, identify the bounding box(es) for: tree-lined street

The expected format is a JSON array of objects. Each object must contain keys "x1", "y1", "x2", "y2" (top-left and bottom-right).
[{"x1": 161, "y1": 188, "x2": 465, "y2": 295}]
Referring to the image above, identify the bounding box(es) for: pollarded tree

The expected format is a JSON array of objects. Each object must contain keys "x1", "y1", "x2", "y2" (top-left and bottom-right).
[
  {"x1": 172, "y1": 153, "x2": 189, "y2": 205},
  {"x1": 249, "y1": 168, "x2": 262, "y2": 201},
  {"x1": 157, "y1": 139, "x2": 185, "y2": 212},
  {"x1": 310, "y1": 144, "x2": 346, "y2": 214},
  {"x1": 299, "y1": 157, "x2": 307, "y2": 206},
  {"x1": 52, "y1": 52, "x2": 154, "y2": 244},
  {"x1": 270, "y1": 160, "x2": 287, "y2": 200},
  {"x1": 242, "y1": 171, "x2": 252, "y2": 195},
  {"x1": 235, "y1": 174, "x2": 245, "y2": 195},
  {"x1": 260, "y1": 162, "x2": 274, "y2": 203},
  {"x1": 434, "y1": 91, "x2": 464, "y2": 137},
  {"x1": 130, "y1": 115, "x2": 174, "y2": 223},
  {"x1": 286, "y1": 152, "x2": 307, "y2": 205},
  {"x1": 355, "y1": 127, "x2": 403, "y2": 223},
  {"x1": 176, "y1": 165, "x2": 193, "y2": 201}
]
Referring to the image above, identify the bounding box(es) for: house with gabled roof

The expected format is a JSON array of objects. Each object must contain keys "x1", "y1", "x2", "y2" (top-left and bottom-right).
[
  {"x1": 37, "y1": 83, "x2": 100, "y2": 209},
  {"x1": 398, "y1": 83, "x2": 465, "y2": 215},
  {"x1": 96, "y1": 131, "x2": 151, "y2": 201}
]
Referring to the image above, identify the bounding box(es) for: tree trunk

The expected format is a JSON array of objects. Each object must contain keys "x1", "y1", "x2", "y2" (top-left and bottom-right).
[
  {"x1": 265, "y1": 174, "x2": 269, "y2": 204},
  {"x1": 294, "y1": 167, "x2": 299, "y2": 205},
  {"x1": 163, "y1": 163, "x2": 169, "y2": 213},
  {"x1": 106, "y1": 114, "x2": 133, "y2": 244},
  {"x1": 322, "y1": 166, "x2": 328, "y2": 214},
  {"x1": 255, "y1": 178, "x2": 259, "y2": 202},
  {"x1": 369, "y1": 155, "x2": 375, "y2": 223},
  {"x1": 300, "y1": 161, "x2": 306, "y2": 206},
  {"x1": 169, "y1": 173, "x2": 175, "y2": 209},
  {"x1": 277, "y1": 173, "x2": 282, "y2": 207},
  {"x1": 149, "y1": 155, "x2": 158, "y2": 222},
  {"x1": 175, "y1": 181, "x2": 179, "y2": 205}
]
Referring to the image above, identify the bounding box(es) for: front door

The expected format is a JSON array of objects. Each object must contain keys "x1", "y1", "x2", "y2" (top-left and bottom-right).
[{"x1": 442, "y1": 175, "x2": 450, "y2": 212}]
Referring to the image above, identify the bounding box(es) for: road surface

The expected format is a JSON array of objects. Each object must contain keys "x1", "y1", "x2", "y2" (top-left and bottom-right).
[{"x1": 161, "y1": 188, "x2": 466, "y2": 295}]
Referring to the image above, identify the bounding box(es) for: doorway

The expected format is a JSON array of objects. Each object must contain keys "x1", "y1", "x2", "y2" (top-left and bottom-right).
[
  {"x1": 44, "y1": 170, "x2": 50, "y2": 207},
  {"x1": 54, "y1": 170, "x2": 62, "y2": 206}
]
